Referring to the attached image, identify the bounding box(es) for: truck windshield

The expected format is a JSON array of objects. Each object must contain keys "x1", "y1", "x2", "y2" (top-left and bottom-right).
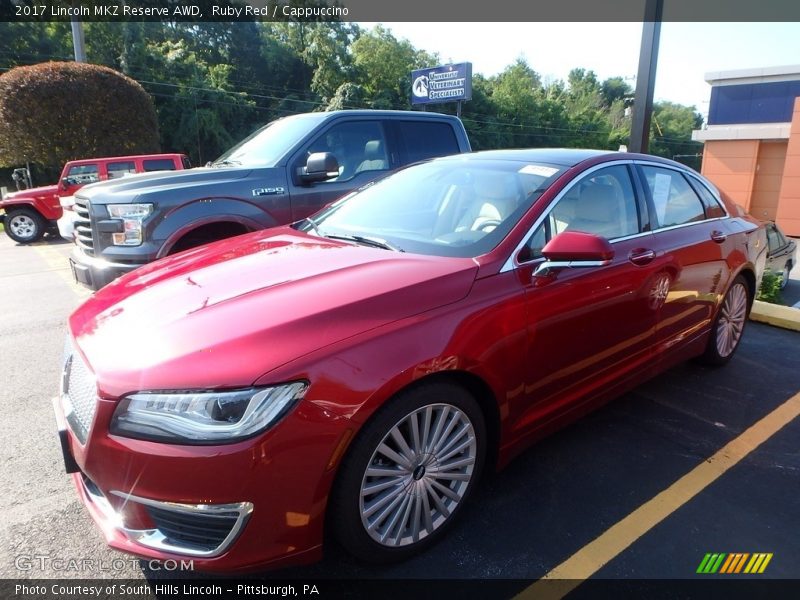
[{"x1": 213, "y1": 114, "x2": 326, "y2": 167}]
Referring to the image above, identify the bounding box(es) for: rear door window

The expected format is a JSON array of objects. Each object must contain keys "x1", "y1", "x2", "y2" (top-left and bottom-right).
[
  {"x1": 106, "y1": 161, "x2": 136, "y2": 179},
  {"x1": 393, "y1": 121, "x2": 460, "y2": 164},
  {"x1": 640, "y1": 166, "x2": 706, "y2": 228},
  {"x1": 143, "y1": 158, "x2": 179, "y2": 171}
]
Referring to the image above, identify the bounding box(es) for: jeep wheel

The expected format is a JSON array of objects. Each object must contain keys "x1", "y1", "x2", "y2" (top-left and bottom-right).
[{"x1": 5, "y1": 208, "x2": 46, "y2": 244}]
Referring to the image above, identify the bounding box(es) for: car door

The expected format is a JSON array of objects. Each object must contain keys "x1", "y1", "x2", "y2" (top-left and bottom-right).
[
  {"x1": 765, "y1": 223, "x2": 791, "y2": 274},
  {"x1": 634, "y1": 163, "x2": 732, "y2": 356},
  {"x1": 287, "y1": 119, "x2": 392, "y2": 221},
  {"x1": 511, "y1": 162, "x2": 661, "y2": 428}
]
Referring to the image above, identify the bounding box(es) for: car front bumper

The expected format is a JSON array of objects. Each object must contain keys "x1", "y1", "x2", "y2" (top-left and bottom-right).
[{"x1": 53, "y1": 378, "x2": 351, "y2": 572}]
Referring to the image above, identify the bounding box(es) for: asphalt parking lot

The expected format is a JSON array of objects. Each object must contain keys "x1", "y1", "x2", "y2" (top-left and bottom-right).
[{"x1": 0, "y1": 233, "x2": 798, "y2": 598}]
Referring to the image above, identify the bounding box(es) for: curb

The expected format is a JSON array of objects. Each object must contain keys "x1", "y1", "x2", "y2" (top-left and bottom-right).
[{"x1": 750, "y1": 300, "x2": 800, "y2": 332}]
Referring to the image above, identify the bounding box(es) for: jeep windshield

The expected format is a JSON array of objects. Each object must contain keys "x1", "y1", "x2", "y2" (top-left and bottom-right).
[{"x1": 213, "y1": 113, "x2": 327, "y2": 168}]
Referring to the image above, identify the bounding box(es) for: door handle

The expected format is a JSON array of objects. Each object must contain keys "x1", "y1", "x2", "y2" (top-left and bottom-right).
[
  {"x1": 629, "y1": 248, "x2": 656, "y2": 266},
  {"x1": 710, "y1": 230, "x2": 727, "y2": 243}
]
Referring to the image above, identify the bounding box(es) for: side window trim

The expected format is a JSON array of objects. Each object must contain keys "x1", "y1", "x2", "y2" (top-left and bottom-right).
[
  {"x1": 501, "y1": 160, "x2": 646, "y2": 273},
  {"x1": 684, "y1": 172, "x2": 730, "y2": 219}
]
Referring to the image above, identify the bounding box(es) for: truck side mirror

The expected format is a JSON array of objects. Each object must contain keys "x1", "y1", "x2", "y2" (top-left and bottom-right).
[
  {"x1": 300, "y1": 152, "x2": 340, "y2": 184},
  {"x1": 61, "y1": 177, "x2": 72, "y2": 189}
]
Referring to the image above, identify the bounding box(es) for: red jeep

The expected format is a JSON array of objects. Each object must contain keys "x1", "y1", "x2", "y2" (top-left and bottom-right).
[{"x1": 1, "y1": 153, "x2": 190, "y2": 244}]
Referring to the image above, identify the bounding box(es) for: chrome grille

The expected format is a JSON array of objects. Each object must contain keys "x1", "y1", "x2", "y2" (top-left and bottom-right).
[
  {"x1": 62, "y1": 338, "x2": 98, "y2": 444},
  {"x1": 73, "y1": 196, "x2": 94, "y2": 255}
]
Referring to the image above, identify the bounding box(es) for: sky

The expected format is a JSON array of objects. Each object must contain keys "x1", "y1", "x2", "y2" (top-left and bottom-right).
[{"x1": 367, "y1": 22, "x2": 800, "y2": 122}]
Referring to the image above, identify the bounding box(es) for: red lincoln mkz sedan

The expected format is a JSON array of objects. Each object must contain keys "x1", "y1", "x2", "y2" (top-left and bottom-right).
[{"x1": 55, "y1": 149, "x2": 767, "y2": 571}]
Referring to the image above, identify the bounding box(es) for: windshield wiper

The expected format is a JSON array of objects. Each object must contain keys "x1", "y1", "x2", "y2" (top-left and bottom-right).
[
  {"x1": 324, "y1": 233, "x2": 404, "y2": 252},
  {"x1": 211, "y1": 159, "x2": 242, "y2": 168},
  {"x1": 304, "y1": 215, "x2": 322, "y2": 236}
]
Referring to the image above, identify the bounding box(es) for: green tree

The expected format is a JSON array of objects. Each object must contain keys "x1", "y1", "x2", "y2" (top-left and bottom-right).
[
  {"x1": 0, "y1": 62, "x2": 160, "y2": 168},
  {"x1": 350, "y1": 25, "x2": 438, "y2": 108},
  {"x1": 649, "y1": 101, "x2": 704, "y2": 164}
]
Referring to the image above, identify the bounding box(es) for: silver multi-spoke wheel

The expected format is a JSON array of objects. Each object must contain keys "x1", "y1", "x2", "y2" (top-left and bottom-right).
[
  {"x1": 715, "y1": 282, "x2": 748, "y2": 358},
  {"x1": 359, "y1": 403, "x2": 477, "y2": 548}
]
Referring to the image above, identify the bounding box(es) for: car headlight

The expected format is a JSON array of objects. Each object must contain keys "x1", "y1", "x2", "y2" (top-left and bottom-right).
[
  {"x1": 109, "y1": 382, "x2": 308, "y2": 444},
  {"x1": 108, "y1": 203, "x2": 153, "y2": 246}
]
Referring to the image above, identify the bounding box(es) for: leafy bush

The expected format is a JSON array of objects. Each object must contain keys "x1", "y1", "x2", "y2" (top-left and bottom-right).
[
  {"x1": 0, "y1": 62, "x2": 160, "y2": 168},
  {"x1": 757, "y1": 271, "x2": 783, "y2": 305}
]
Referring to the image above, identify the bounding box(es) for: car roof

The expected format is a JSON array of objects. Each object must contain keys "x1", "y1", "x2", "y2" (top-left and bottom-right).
[
  {"x1": 435, "y1": 148, "x2": 684, "y2": 168},
  {"x1": 66, "y1": 153, "x2": 185, "y2": 166}
]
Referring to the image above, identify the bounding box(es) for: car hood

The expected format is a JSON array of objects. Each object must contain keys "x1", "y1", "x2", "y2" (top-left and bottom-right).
[
  {"x1": 69, "y1": 229, "x2": 478, "y2": 397},
  {"x1": 75, "y1": 167, "x2": 253, "y2": 204},
  {"x1": 1, "y1": 184, "x2": 58, "y2": 203}
]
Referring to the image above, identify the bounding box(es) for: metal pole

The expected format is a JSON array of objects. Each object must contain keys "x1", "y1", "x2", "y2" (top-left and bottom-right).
[
  {"x1": 629, "y1": 0, "x2": 663, "y2": 154},
  {"x1": 457, "y1": 101, "x2": 462, "y2": 118},
  {"x1": 70, "y1": 16, "x2": 86, "y2": 62}
]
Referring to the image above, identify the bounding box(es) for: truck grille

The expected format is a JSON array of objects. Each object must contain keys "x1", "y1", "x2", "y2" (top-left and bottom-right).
[
  {"x1": 62, "y1": 338, "x2": 98, "y2": 444},
  {"x1": 73, "y1": 196, "x2": 94, "y2": 256}
]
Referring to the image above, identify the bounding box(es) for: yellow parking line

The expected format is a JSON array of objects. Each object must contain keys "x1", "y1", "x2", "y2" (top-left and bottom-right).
[
  {"x1": 30, "y1": 243, "x2": 86, "y2": 297},
  {"x1": 518, "y1": 390, "x2": 800, "y2": 599}
]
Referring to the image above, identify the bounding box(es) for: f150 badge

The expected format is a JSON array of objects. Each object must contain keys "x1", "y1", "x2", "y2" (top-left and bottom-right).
[{"x1": 252, "y1": 187, "x2": 286, "y2": 196}]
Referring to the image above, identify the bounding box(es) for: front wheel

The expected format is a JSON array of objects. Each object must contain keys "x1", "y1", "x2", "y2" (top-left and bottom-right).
[
  {"x1": 330, "y1": 381, "x2": 486, "y2": 563},
  {"x1": 700, "y1": 275, "x2": 750, "y2": 366},
  {"x1": 5, "y1": 208, "x2": 46, "y2": 244}
]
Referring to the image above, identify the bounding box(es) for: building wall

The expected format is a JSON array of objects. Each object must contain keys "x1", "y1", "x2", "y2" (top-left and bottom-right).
[
  {"x1": 700, "y1": 140, "x2": 759, "y2": 212},
  {"x1": 775, "y1": 97, "x2": 800, "y2": 236},
  {"x1": 750, "y1": 141, "x2": 788, "y2": 222}
]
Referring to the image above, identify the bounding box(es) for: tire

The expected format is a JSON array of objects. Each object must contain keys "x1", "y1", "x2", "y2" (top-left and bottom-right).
[
  {"x1": 780, "y1": 263, "x2": 791, "y2": 290},
  {"x1": 4, "y1": 208, "x2": 46, "y2": 244},
  {"x1": 699, "y1": 274, "x2": 750, "y2": 366},
  {"x1": 330, "y1": 381, "x2": 486, "y2": 563}
]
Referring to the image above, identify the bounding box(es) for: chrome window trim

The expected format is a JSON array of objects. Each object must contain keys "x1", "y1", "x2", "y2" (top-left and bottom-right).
[
  {"x1": 633, "y1": 160, "x2": 731, "y2": 219},
  {"x1": 501, "y1": 160, "x2": 731, "y2": 273}
]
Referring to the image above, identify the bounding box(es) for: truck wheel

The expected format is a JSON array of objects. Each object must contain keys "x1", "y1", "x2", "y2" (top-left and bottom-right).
[{"x1": 4, "y1": 208, "x2": 46, "y2": 244}]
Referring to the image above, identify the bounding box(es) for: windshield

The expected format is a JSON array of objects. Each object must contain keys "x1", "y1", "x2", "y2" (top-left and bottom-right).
[
  {"x1": 213, "y1": 113, "x2": 325, "y2": 167},
  {"x1": 297, "y1": 159, "x2": 565, "y2": 258}
]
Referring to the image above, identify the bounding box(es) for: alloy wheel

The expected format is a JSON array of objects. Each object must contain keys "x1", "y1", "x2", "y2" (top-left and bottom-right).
[
  {"x1": 359, "y1": 403, "x2": 477, "y2": 547},
  {"x1": 716, "y1": 282, "x2": 748, "y2": 358}
]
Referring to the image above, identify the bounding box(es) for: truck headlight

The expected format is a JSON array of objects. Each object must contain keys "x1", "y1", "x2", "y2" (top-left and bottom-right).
[
  {"x1": 108, "y1": 203, "x2": 153, "y2": 246},
  {"x1": 109, "y1": 382, "x2": 308, "y2": 444}
]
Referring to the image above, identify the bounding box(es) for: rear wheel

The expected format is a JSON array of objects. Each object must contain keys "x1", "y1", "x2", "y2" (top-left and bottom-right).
[
  {"x1": 330, "y1": 381, "x2": 486, "y2": 563},
  {"x1": 700, "y1": 275, "x2": 750, "y2": 366},
  {"x1": 5, "y1": 208, "x2": 46, "y2": 244}
]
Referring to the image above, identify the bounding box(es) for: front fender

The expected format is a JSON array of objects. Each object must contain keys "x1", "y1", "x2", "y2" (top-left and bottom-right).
[{"x1": 153, "y1": 198, "x2": 280, "y2": 257}]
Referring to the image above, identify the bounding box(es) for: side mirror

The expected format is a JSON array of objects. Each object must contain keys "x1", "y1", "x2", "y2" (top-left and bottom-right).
[
  {"x1": 61, "y1": 177, "x2": 72, "y2": 189},
  {"x1": 534, "y1": 231, "x2": 614, "y2": 277},
  {"x1": 300, "y1": 152, "x2": 340, "y2": 184}
]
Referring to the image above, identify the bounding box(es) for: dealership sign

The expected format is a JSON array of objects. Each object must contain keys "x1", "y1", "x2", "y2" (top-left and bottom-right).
[{"x1": 411, "y1": 63, "x2": 472, "y2": 106}]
